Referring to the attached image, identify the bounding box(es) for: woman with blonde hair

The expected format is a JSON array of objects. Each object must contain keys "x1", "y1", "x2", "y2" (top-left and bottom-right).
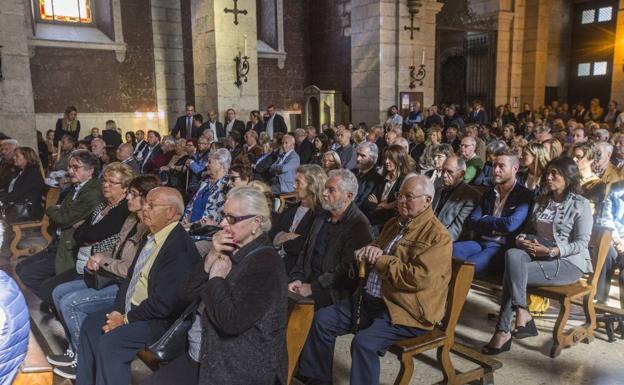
[
  {"x1": 54, "y1": 106, "x2": 81, "y2": 145},
  {"x1": 570, "y1": 142, "x2": 607, "y2": 214},
  {"x1": 270, "y1": 164, "x2": 327, "y2": 272},
  {"x1": 321, "y1": 150, "x2": 341, "y2": 173},
  {"x1": 352, "y1": 129, "x2": 367, "y2": 146},
  {"x1": 408, "y1": 126, "x2": 426, "y2": 165},
  {"x1": 518, "y1": 142, "x2": 550, "y2": 192},
  {"x1": 418, "y1": 126, "x2": 442, "y2": 173},
  {"x1": 542, "y1": 138, "x2": 563, "y2": 159}
]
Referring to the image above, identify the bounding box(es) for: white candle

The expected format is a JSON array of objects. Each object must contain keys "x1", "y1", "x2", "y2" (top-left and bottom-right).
[
  {"x1": 244, "y1": 34, "x2": 248, "y2": 56},
  {"x1": 421, "y1": 48, "x2": 425, "y2": 65}
]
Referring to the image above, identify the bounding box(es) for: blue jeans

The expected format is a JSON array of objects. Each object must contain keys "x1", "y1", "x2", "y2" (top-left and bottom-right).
[
  {"x1": 52, "y1": 279, "x2": 119, "y2": 352},
  {"x1": 452, "y1": 240, "x2": 504, "y2": 276}
]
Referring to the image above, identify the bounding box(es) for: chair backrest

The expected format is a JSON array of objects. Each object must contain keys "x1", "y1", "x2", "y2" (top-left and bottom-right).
[
  {"x1": 286, "y1": 291, "x2": 315, "y2": 384},
  {"x1": 440, "y1": 259, "x2": 475, "y2": 339},
  {"x1": 43, "y1": 187, "x2": 60, "y2": 210},
  {"x1": 587, "y1": 225, "x2": 612, "y2": 289}
]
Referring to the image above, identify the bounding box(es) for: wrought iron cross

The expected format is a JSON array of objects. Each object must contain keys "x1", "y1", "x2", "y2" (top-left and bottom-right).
[
  {"x1": 224, "y1": 0, "x2": 248, "y2": 25},
  {"x1": 404, "y1": 14, "x2": 420, "y2": 40}
]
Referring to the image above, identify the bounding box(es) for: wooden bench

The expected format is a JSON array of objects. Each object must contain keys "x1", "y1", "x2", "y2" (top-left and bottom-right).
[
  {"x1": 10, "y1": 186, "x2": 59, "y2": 261},
  {"x1": 11, "y1": 331, "x2": 53, "y2": 385},
  {"x1": 389, "y1": 259, "x2": 502, "y2": 385},
  {"x1": 137, "y1": 291, "x2": 315, "y2": 385},
  {"x1": 472, "y1": 226, "x2": 612, "y2": 358}
]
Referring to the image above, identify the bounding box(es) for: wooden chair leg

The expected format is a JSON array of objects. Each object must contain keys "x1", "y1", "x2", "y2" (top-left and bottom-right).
[
  {"x1": 393, "y1": 353, "x2": 415, "y2": 385},
  {"x1": 582, "y1": 294, "x2": 596, "y2": 343},
  {"x1": 40, "y1": 218, "x2": 52, "y2": 246},
  {"x1": 10, "y1": 226, "x2": 24, "y2": 262},
  {"x1": 551, "y1": 298, "x2": 571, "y2": 358},
  {"x1": 437, "y1": 345, "x2": 457, "y2": 385}
]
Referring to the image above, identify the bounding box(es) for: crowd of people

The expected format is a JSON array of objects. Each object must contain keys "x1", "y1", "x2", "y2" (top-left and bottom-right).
[{"x1": 0, "y1": 96, "x2": 623, "y2": 385}]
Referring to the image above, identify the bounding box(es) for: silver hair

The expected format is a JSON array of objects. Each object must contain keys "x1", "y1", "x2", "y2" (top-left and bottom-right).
[
  {"x1": 461, "y1": 136, "x2": 476, "y2": 146},
  {"x1": 357, "y1": 141, "x2": 379, "y2": 163},
  {"x1": 402, "y1": 173, "x2": 435, "y2": 198},
  {"x1": 394, "y1": 137, "x2": 409, "y2": 152},
  {"x1": 162, "y1": 136, "x2": 176, "y2": 147},
  {"x1": 294, "y1": 128, "x2": 306, "y2": 137},
  {"x1": 448, "y1": 156, "x2": 466, "y2": 172},
  {"x1": 486, "y1": 140, "x2": 508, "y2": 155},
  {"x1": 594, "y1": 129, "x2": 610, "y2": 141},
  {"x1": 211, "y1": 148, "x2": 232, "y2": 173},
  {"x1": 2, "y1": 139, "x2": 18, "y2": 148},
  {"x1": 226, "y1": 186, "x2": 272, "y2": 231},
  {"x1": 596, "y1": 141, "x2": 613, "y2": 155},
  {"x1": 327, "y1": 169, "x2": 359, "y2": 198}
]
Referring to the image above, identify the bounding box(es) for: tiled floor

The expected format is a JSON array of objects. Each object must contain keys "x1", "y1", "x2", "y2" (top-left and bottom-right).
[{"x1": 5, "y1": 227, "x2": 624, "y2": 385}]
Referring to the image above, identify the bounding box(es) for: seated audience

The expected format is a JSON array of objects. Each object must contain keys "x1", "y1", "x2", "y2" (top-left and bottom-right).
[
  {"x1": 48, "y1": 174, "x2": 157, "y2": 379},
  {"x1": 244, "y1": 129, "x2": 264, "y2": 164},
  {"x1": 432, "y1": 156, "x2": 480, "y2": 241},
  {"x1": 311, "y1": 133, "x2": 331, "y2": 166},
  {"x1": 335, "y1": 128, "x2": 357, "y2": 170},
  {"x1": 138, "y1": 131, "x2": 163, "y2": 173},
  {"x1": 0, "y1": 139, "x2": 18, "y2": 189},
  {"x1": 297, "y1": 174, "x2": 451, "y2": 385},
  {"x1": 227, "y1": 161, "x2": 253, "y2": 189},
  {"x1": 352, "y1": 142, "x2": 384, "y2": 217},
  {"x1": 159, "y1": 138, "x2": 190, "y2": 189},
  {"x1": 186, "y1": 136, "x2": 210, "y2": 194},
  {"x1": 518, "y1": 142, "x2": 549, "y2": 193},
  {"x1": 183, "y1": 148, "x2": 231, "y2": 228},
  {"x1": 571, "y1": 143, "x2": 606, "y2": 213},
  {"x1": 54, "y1": 134, "x2": 77, "y2": 171},
  {"x1": 425, "y1": 143, "x2": 454, "y2": 190},
  {"x1": 0, "y1": 147, "x2": 45, "y2": 222},
  {"x1": 294, "y1": 128, "x2": 314, "y2": 164},
  {"x1": 270, "y1": 134, "x2": 300, "y2": 194},
  {"x1": 144, "y1": 136, "x2": 176, "y2": 174},
  {"x1": 453, "y1": 151, "x2": 533, "y2": 275},
  {"x1": 288, "y1": 169, "x2": 373, "y2": 310},
  {"x1": 460, "y1": 136, "x2": 484, "y2": 184},
  {"x1": 597, "y1": 180, "x2": 624, "y2": 308},
  {"x1": 125, "y1": 131, "x2": 137, "y2": 148},
  {"x1": 482, "y1": 157, "x2": 593, "y2": 355},
  {"x1": 253, "y1": 139, "x2": 278, "y2": 184},
  {"x1": 594, "y1": 141, "x2": 623, "y2": 185},
  {"x1": 116, "y1": 143, "x2": 140, "y2": 174},
  {"x1": 418, "y1": 126, "x2": 442, "y2": 174},
  {"x1": 464, "y1": 124, "x2": 487, "y2": 160},
  {"x1": 367, "y1": 145, "x2": 412, "y2": 227},
  {"x1": 407, "y1": 127, "x2": 426, "y2": 164},
  {"x1": 444, "y1": 125, "x2": 461, "y2": 152},
  {"x1": 473, "y1": 140, "x2": 508, "y2": 187},
  {"x1": 321, "y1": 150, "x2": 341, "y2": 173},
  {"x1": 270, "y1": 164, "x2": 326, "y2": 272},
  {"x1": 142, "y1": 187, "x2": 286, "y2": 385},
  {"x1": 613, "y1": 133, "x2": 624, "y2": 168},
  {"x1": 16, "y1": 150, "x2": 104, "y2": 307},
  {"x1": 76, "y1": 187, "x2": 201, "y2": 385}
]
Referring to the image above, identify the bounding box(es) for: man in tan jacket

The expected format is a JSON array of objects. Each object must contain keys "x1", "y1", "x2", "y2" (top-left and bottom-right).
[{"x1": 297, "y1": 174, "x2": 452, "y2": 385}]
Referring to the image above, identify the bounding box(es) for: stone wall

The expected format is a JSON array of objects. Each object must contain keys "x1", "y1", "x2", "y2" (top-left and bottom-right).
[{"x1": 612, "y1": 0, "x2": 624, "y2": 105}]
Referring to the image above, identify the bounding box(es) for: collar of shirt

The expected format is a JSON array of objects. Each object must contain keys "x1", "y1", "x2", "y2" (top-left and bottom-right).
[
  {"x1": 72, "y1": 178, "x2": 91, "y2": 198},
  {"x1": 151, "y1": 221, "x2": 179, "y2": 248}
]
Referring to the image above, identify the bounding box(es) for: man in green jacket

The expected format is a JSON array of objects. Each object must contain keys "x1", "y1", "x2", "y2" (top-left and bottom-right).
[
  {"x1": 460, "y1": 136, "x2": 484, "y2": 184},
  {"x1": 16, "y1": 150, "x2": 104, "y2": 307}
]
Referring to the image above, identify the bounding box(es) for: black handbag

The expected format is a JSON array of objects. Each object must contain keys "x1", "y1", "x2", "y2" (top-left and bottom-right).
[
  {"x1": 2, "y1": 200, "x2": 32, "y2": 222},
  {"x1": 83, "y1": 267, "x2": 125, "y2": 290},
  {"x1": 147, "y1": 298, "x2": 200, "y2": 362}
]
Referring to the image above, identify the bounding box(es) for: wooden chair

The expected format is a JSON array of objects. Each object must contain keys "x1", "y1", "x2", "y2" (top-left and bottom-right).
[
  {"x1": 10, "y1": 186, "x2": 60, "y2": 261},
  {"x1": 137, "y1": 291, "x2": 315, "y2": 384},
  {"x1": 526, "y1": 225, "x2": 612, "y2": 357},
  {"x1": 389, "y1": 259, "x2": 501, "y2": 385},
  {"x1": 277, "y1": 192, "x2": 298, "y2": 214},
  {"x1": 11, "y1": 332, "x2": 53, "y2": 385}
]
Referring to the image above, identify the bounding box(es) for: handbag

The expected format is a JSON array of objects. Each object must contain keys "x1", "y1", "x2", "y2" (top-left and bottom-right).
[
  {"x1": 84, "y1": 267, "x2": 124, "y2": 290},
  {"x1": 147, "y1": 298, "x2": 200, "y2": 362},
  {"x1": 2, "y1": 200, "x2": 32, "y2": 222}
]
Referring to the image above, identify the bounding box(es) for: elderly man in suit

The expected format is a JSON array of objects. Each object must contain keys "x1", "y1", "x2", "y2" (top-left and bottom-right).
[
  {"x1": 270, "y1": 134, "x2": 300, "y2": 194},
  {"x1": 335, "y1": 128, "x2": 357, "y2": 170},
  {"x1": 76, "y1": 187, "x2": 201, "y2": 385},
  {"x1": 432, "y1": 156, "x2": 481, "y2": 241},
  {"x1": 116, "y1": 143, "x2": 140, "y2": 174},
  {"x1": 139, "y1": 131, "x2": 163, "y2": 173},
  {"x1": 171, "y1": 103, "x2": 196, "y2": 139},
  {"x1": 297, "y1": 174, "x2": 452, "y2": 385}
]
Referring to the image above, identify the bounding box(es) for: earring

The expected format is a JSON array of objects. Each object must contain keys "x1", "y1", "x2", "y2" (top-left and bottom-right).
[{"x1": 252, "y1": 229, "x2": 256, "y2": 235}]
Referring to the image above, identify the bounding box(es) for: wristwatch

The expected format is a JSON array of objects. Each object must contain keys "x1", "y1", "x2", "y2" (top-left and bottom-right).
[{"x1": 548, "y1": 248, "x2": 557, "y2": 258}]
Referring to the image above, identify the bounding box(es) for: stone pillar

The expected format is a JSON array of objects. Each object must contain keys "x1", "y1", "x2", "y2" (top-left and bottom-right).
[
  {"x1": 191, "y1": 0, "x2": 259, "y2": 122},
  {"x1": 611, "y1": 0, "x2": 624, "y2": 104},
  {"x1": 0, "y1": 0, "x2": 36, "y2": 148},
  {"x1": 494, "y1": 11, "x2": 514, "y2": 107},
  {"x1": 520, "y1": 0, "x2": 550, "y2": 108},
  {"x1": 351, "y1": 0, "x2": 442, "y2": 127},
  {"x1": 151, "y1": 0, "x2": 187, "y2": 131}
]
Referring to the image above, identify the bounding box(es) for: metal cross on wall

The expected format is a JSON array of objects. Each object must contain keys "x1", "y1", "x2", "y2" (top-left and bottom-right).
[
  {"x1": 404, "y1": 14, "x2": 420, "y2": 40},
  {"x1": 224, "y1": 0, "x2": 248, "y2": 25}
]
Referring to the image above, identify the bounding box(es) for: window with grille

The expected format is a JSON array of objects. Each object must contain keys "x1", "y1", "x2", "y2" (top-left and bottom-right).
[
  {"x1": 581, "y1": 9, "x2": 595, "y2": 24},
  {"x1": 577, "y1": 63, "x2": 591, "y2": 77},
  {"x1": 597, "y1": 7, "x2": 613, "y2": 22},
  {"x1": 38, "y1": 0, "x2": 93, "y2": 24},
  {"x1": 593, "y1": 61, "x2": 607, "y2": 76}
]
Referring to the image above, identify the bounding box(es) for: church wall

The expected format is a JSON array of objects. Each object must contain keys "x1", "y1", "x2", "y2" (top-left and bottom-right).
[
  {"x1": 545, "y1": 0, "x2": 571, "y2": 102},
  {"x1": 30, "y1": 0, "x2": 158, "y2": 134},
  {"x1": 257, "y1": 1, "x2": 310, "y2": 111}
]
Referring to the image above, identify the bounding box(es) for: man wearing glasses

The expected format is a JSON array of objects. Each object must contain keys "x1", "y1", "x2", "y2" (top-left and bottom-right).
[
  {"x1": 16, "y1": 150, "x2": 104, "y2": 309},
  {"x1": 296, "y1": 174, "x2": 452, "y2": 385},
  {"x1": 76, "y1": 187, "x2": 201, "y2": 385},
  {"x1": 459, "y1": 136, "x2": 483, "y2": 184}
]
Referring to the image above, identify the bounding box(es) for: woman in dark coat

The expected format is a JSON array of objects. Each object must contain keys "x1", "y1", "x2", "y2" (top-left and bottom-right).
[
  {"x1": 141, "y1": 186, "x2": 288, "y2": 385},
  {"x1": 1, "y1": 147, "x2": 45, "y2": 221},
  {"x1": 54, "y1": 106, "x2": 81, "y2": 145}
]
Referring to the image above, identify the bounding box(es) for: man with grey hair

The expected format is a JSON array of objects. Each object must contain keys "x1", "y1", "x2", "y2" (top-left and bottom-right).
[
  {"x1": 432, "y1": 156, "x2": 481, "y2": 241},
  {"x1": 294, "y1": 127, "x2": 314, "y2": 164},
  {"x1": 289, "y1": 168, "x2": 373, "y2": 310},
  {"x1": 595, "y1": 141, "x2": 623, "y2": 184},
  {"x1": 593, "y1": 128, "x2": 610, "y2": 143},
  {"x1": 144, "y1": 135, "x2": 176, "y2": 174},
  {"x1": 0, "y1": 138, "x2": 18, "y2": 189},
  {"x1": 464, "y1": 124, "x2": 486, "y2": 160},
  {"x1": 297, "y1": 172, "x2": 452, "y2": 385},
  {"x1": 336, "y1": 128, "x2": 357, "y2": 170},
  {"x1": 353, "y1": 142, "x2": 384, "y2": 216},
  {"x1": 77, "y1": 187, "x2": 200, "y2": 385},
  {"x1": 116, "y1": 143, "x2": 140, "y2": 174},
  {"x1": 459, "y1": 136, "x2": 484, "y2": 183},
  {"x1": 270, "y1": 134, "x2": 300, "y2": 194},
  {"x1": 394, "y1": 136, "x2": 409, "y2": 153}
]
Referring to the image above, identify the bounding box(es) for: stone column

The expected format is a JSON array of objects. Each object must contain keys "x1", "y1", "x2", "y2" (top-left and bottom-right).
[
  {"x1": 351, "y1": 0, "x2": 442, "y2": 127},
  {"x1": 191, "y1": 0, "x2": 259, "y2": 122},
  {"x1": 494, "y1": 11, "x2": 515, "y2": 107},
  {"x1": 611, "y1": 0, "x2": 624, "y2": 104},
  {"x1": 520, "y1": 0, "x2": 550, "y2": 108},
  {"x1": 0, "y1": 0, "x2": 36, "y2": 148},
  {"x1": 151, "y1": 0, "x2": 187, "y2": 131}
]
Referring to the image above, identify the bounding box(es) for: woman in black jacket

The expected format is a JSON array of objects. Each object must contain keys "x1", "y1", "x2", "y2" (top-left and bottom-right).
[
  {"x1": 269, "y1": 164, "x2": 326, "y2": 273},
  {"x1": 141, "y1": 186, "x2": 288, "y2": 385},
  {"x1": 1, "y1": 147, "x2": 45, "y2": 222},
  {"x1": 54, "y1": 106, "x2": 81, "y2": 145}
]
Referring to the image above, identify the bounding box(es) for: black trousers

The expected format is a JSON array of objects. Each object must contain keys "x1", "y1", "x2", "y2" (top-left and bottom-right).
[
  {"x1": 15, "y1": 250, "x2": 80, "y2": 307},
  {"x1": 139, "y1": 352, "x2": 199, "y2": 385}
]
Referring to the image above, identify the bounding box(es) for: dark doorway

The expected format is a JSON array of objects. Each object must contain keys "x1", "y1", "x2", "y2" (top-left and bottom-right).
[
  {"x1": 307, "y1": 97, "x2": 320, "y2": 129},
  {"x1": 568, "y1": 0, "x2": 617, "y2": 108},
  {"x1": 439, "y1": 55, "x2": 467, "y2": 110}
]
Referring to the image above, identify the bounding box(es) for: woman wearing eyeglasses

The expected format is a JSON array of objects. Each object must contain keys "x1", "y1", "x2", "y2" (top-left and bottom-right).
[
  {"x1": 141, "y1": 186, "x2": 287, "y2": 385},
  {"x1": 482, "y1": 157, "x2": 593, "y2": 355}
]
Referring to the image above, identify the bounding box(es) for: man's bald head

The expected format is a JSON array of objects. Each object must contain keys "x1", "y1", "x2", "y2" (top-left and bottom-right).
[
  {"x1": 116, "y1": 142, "x2": 134, "y2": 161},
  {"x1": 143, "y1": 187, "x2": 184, "y2": 233},
  {"x1": 151, "y1": 187, "x2": 184, "y2": 215},
  {"x1": 442, "y1": 155, "x2": 466, "y2": 188}
]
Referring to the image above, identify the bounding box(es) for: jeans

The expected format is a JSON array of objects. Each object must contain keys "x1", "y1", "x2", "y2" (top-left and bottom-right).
[
  {"x1": 52, "y1": 280, "x2": 119, "y2": 352},
  {"x1": 452, "y1": 240, "x2": 505, "y2": 276},
  {"x1": 596, "y1": 245, "x2": 624, "y2": 307},
  {"x1": 496, "y1": 248, "x2": 583, "y2": 332}
]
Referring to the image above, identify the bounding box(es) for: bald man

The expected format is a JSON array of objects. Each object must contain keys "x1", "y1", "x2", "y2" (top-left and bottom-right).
[
  {"x1": 116, "y1": 143, "x2": 140, "y2": 174},
  {"x1": 459, "y1": 136, "x2": 483, "y2": 183},
  {"x1": 76, "y1": 187, "x2": 201, "y2": 385}
]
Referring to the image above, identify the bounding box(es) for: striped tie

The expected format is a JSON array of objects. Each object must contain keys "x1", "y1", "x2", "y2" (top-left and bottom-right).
[{"x1": 125, "y1": 235, "x2": 156, "y2": 313}]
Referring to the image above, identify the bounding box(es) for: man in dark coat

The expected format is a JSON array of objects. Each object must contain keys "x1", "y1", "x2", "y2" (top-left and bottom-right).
[
  {"x1": 352, "y1": 142, "x2": 384, "y2": 217},
  {"x1": 265, "y1": 105, "x2": 288, "y2": 139},
  {"x1": 171, "y1": 103, "x2": 196, "y2": 139},
  {"x1": 294, "y1": 128, "x2": 314, "y2": 165},
  {"x1": 76, "y1": 187, "x2": 200, "y2": 385},
  {"x1": 224, "y1": 109, "x2": 246, "y2": 138}
]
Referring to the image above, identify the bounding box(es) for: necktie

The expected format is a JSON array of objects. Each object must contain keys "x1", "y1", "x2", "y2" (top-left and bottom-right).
[
  {"x1": 186, "y1": 117, "x2": 191, "y2": 138},
  {"x1": 125, "y1": 235, "x2": 156, "y2": 313}
]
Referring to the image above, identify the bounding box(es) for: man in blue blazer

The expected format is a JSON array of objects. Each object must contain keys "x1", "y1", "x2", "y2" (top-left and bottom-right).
[
  {"x1": 453, "y1": 151, "x2": 533, "y2": 275},
  {"x1": 270, "y1": 134, "x2": 300, "y2": 195}
]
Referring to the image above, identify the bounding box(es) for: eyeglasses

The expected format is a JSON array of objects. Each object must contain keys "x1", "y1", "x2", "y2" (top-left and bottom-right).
[
  {"x1": 103, "y1": 179, "x2": 123, "y2": 186},
  {"x1": 222, "y1": 213, "x2": 256, "y2": 225},
  {"x1": 395, "y1": 193, "x2": 428, "y2": 202},
  {"x1": 68, "y1": 164, "x2": 85, "y2": 171},
  {"x1": 144, "y1": 202, "x2": 174, "y2": 211},
  {"x1": 127, "y1": 190, "x2": 143, "y2": 198}
]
